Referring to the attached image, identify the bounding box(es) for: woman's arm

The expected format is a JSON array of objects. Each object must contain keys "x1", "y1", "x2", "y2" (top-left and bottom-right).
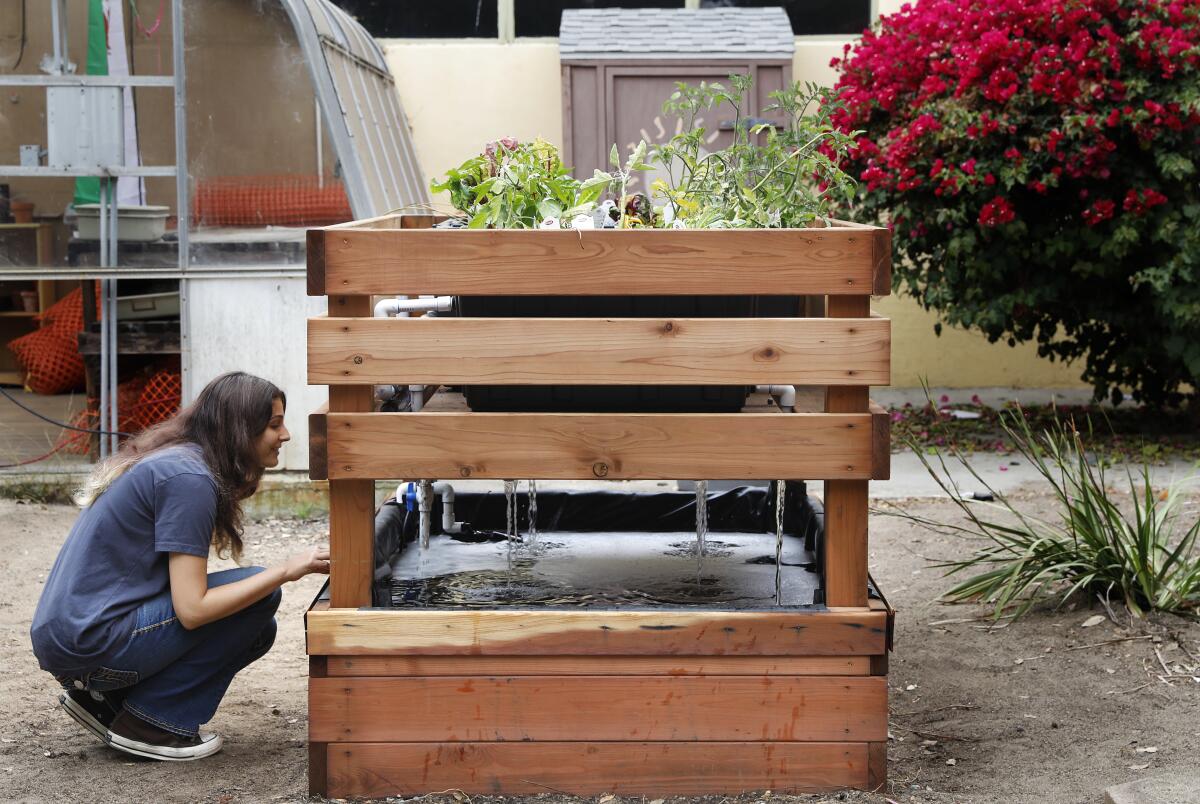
[{"x1": 167, "y1": 546, "x2": 330, "y2": 630}]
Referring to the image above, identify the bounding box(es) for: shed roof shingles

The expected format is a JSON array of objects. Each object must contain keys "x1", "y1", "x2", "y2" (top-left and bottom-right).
[{"x1": 559, "y1": 7, "x2": 795, "y2": 60}]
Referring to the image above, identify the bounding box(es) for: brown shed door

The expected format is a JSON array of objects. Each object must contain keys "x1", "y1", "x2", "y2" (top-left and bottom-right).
[{"x1": 565, "y1": 62, "x2": 790, "y2": 186}]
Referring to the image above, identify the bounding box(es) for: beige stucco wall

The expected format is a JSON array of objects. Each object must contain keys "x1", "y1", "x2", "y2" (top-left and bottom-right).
[{"x1": 387, "y1": 41, "x2": 564, "y2": 193}]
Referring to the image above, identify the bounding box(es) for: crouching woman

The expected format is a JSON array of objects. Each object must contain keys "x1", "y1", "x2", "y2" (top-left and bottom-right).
[{"x1": 31, "y1": 372, "x2": 330, "y2": 761}]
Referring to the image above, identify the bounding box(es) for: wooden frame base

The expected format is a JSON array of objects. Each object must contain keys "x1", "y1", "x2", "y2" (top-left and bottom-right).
[{"x1": 307, "y1": 605, "x2": 889, "y2": 798}]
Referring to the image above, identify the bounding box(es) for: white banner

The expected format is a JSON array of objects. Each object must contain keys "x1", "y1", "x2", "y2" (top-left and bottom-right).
[{"x1": 105, "y1": 0, "x2": 146, "y2": 206}]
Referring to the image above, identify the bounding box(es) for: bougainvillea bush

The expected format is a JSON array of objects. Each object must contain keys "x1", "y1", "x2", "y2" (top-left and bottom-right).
[{"x1": 831, "y1": 0, "x2": 1200, "y2": 405}]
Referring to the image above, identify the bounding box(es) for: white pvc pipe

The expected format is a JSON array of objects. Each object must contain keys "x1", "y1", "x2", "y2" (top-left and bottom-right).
[
  {"x1": 374, "y1": 296, "x2": 455, "y2": 412},
  {"x1": 398, "y1": 480, "x2": 465, "y2": 550},
  {"x1": 755, "y1": 384, "x2": 797, "y2": 411},
  {"x1": 430, "y1": 482, "x2": 462, "y2": 534},
  {"x1": 373, "y1": 296, "x2": 453, "y2": 317}
]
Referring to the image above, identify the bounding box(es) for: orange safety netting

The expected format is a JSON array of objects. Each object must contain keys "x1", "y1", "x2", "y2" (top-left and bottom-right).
[
  {"x1": 192, "y1": 175, "x2": 353, "y2": 227},
  {"x1": 6, "y1": 286, "x2": 97, "y2": 396},
  {"x1": 56, "y1": 370, "x2": 182, "y2": 454},
  {"x1": 8, "y1": 330, "x2": 85, "y2": 396}
]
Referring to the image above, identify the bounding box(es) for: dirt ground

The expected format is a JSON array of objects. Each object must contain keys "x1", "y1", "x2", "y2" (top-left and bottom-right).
[{"x1": 1, "y1": 493, "x2": 1197, "y2": 804}]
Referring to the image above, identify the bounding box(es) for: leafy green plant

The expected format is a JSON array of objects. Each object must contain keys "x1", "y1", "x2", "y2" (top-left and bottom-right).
[
  {"x1": 904, "y1": 406, "x2": 1200, "y2": 619},
  {"x1": 431, "y1": 137, "x2": 612, "y2": 229},
  {"x1": 649, "y1": 75, "x2": 859, "y2": 228}
]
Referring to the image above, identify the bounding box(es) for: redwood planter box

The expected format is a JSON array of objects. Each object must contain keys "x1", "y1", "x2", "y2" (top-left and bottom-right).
[{"x1": 305, "y1": 214, "x2": 894, "y2": 798}]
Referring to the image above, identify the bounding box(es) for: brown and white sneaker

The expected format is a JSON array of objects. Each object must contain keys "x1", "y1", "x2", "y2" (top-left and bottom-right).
[{"x1": 106, "y1": 709, "x2": 223, "y2": 761}]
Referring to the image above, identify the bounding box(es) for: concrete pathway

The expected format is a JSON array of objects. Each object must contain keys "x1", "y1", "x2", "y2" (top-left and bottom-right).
[{"x1": 874, "y1": 450, "x2": 1197, "y2": 499}]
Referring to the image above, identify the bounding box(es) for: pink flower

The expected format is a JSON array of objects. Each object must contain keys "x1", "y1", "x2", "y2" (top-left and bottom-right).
[
  {"x1": 1081, "y1": 199, "x2": 1116, "y2": 226},
  {"x1": 979, "y1": 196, "x2": 1016, "y2": 227}
]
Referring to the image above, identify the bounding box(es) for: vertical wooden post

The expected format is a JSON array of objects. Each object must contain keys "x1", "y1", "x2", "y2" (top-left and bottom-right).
[
  {"x1": 327, "y1": 294, "x2": 376, "y2": 608},
  {"x1": 308, "y1": 656, "x2": 329, "y2": 795},
  {"x1": 823, "y1": 295, "x2": 870, "y2": 608}
]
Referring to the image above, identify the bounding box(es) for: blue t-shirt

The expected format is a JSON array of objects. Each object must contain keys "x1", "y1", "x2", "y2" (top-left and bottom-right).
[{"x1": 31, "y1": 444, "x2": 218, "y2": 675}]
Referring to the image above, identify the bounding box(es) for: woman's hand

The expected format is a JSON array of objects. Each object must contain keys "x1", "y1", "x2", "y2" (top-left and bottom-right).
[
  {"x1": 169, "y1": 545, "x2": 332, "y2": 630},
  {"x1": 283, "y1": 545, "x2": 331, "y2": 582}
]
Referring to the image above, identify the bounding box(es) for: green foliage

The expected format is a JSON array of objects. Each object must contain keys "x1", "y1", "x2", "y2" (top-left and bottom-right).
[
  {"x1": 430, "y1": 76, "x2": 857, "y2": 231},
  {"x1": 905, "y1": 408, "x2": 1200, "y2": 620},
  {"x1": 650, "y1": 76, "x2": 859, "y2": 228},
  {"x1": 430, "y1": 137, "x2": 615, "y2": 229}
]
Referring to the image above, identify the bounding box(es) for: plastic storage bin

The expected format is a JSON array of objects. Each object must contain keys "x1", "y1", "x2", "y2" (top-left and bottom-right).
[{"x1": 74, "y1": 204, "x2": 169, "y2": 242}]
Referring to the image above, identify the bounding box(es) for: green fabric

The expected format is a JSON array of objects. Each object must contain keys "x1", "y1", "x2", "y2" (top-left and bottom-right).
[{"x1": 74, "y1": 0, "x2": 109, "y2": 206}]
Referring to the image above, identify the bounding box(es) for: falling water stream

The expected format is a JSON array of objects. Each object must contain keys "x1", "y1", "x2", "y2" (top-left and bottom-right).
[
  {"x1": 527, "y1": 480, "x2": 538, "y2": 547},
  {"x1": 694, "y1": 480, "x2": 708, "y2": 575},
  {"x1": 775, "y1": 479, "x2": 786, "y2": 605},
  {"x1": 503, "y1": 479, "x2": 517, "y2": 570}
]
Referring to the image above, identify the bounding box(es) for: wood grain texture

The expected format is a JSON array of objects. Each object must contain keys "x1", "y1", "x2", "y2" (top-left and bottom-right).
[
  {"x1": 820, "y1": 219, "x2": 889, "y2": 296},
  {"x1": 870, "y1": 401, "x2": 891, "y2": 481},
  {"x1": 305, "y1": 609, "x2": 889, "y2": 656},
  {"x1": 308, "y1": 316, "x2": 891, "y2": 387},
  {"x1": 326, "y1": 294, "x2": 375, "y2": 608},
  {"x1": 398, "y1": 214, "x2": 448, "y2": 229},
  {"x1": 324, "y1": 212, "x2": 408, "y2": 230},
  {"x1": 320, "y1": 228, "x2": 883, "y2": 296},
  {"x1": 309, "y1": 675, "x2": 887, "y2": 742},
  {"x1": 824, "y1": 295, "x2": 872, "y2": 609},
  {"x1": 323, "y1": 741, "x2": 871, "y2": 797},
  {"x1": 324, "y1": 411, "x2": 875, "y2": 480},
  {"x1": 328, "y1": 479, "x2": 374, "y2": 608},
  {"x1": 823, "y1": 480, "x2": 869, "y2": 608},
  {"x1": 309, "y1": 740, "x2": 328, "y2": 796},
  {"x1": 867, "y1": 742, "x2": 888, "y2": 791},
  {"x1": 308, "y1": 406, "x2": 328, "y2": 481},
  {"x1": 325, "y1": 655, "x2": 872, "y2": 677},
  {"x1": 872, "y1": 226, "x2": 893, "y2": 296},
  {"x1": 306, "y1": 229, "x2": 326, "y2": 296}
]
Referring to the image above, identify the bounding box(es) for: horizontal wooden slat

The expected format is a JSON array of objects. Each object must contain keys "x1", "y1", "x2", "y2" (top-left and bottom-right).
[
  {"x1": 325, "y1": 655, "x2": 872, "y2": 676},
  {"x1": 324, "y1": 741, "x2": 872, "y2": 797},
  {"x1": 308, "y1": 316, "x2": 891, "y2": 386},
  {"x1": 309, "y1": 676, "x2": 887, "y2": 742},
  {"x1": 306, "y1": 609, "x2": 888, "y2": 656},
  {"x1": 828, "y1": 217, "x2": 891, "y2": 296},
  {"x1": 322, "y1": 411, "x2": 875, "y2": 480},
  {"x1": 312, "y1": 228, "x2": 884, "y2": 296}
]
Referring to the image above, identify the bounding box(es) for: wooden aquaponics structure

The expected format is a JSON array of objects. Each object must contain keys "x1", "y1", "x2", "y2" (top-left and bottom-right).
[{"x1": 304, "y1": 214, "x2": 894, "y2": 798}]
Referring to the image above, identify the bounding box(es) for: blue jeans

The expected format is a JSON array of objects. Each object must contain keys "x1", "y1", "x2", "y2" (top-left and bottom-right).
[{"x1": 60, "y1": 566, "x2": 281, "y2": 737}]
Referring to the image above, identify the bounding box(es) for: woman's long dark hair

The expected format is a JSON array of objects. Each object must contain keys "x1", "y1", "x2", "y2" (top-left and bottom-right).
[{"x1": 74, "y1": 372, "x2": 286, "y2": 559}]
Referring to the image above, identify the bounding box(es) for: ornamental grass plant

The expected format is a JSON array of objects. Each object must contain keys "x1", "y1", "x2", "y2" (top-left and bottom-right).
[{"x1": 905, "y1": 405, "x2": 1200, "y2": 620}]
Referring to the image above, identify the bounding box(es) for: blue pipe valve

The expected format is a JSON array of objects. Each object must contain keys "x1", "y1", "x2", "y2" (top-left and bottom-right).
[{"x1": 404, "y1": 481, "x2": 418, "y2": 512}]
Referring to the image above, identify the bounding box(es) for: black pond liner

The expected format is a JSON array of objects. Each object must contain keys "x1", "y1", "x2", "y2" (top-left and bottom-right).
[{"x1": 337, "y1": 484, "x2": 882, "y2": 611}]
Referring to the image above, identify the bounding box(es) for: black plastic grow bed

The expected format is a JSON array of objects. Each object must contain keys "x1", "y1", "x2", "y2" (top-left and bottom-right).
[{"x1": 361, "y1": 483, "x2": 870, "y2": 611}]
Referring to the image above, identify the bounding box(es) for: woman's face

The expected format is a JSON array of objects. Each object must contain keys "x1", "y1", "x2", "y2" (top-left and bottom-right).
[{"x1": 255, "y1": 397, "x2": 290, "y2": 469}]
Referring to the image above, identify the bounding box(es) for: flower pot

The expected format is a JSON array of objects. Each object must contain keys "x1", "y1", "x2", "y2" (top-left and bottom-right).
[{"x1": 11, "y1": 201, "x2": 34, "y2": 224}]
